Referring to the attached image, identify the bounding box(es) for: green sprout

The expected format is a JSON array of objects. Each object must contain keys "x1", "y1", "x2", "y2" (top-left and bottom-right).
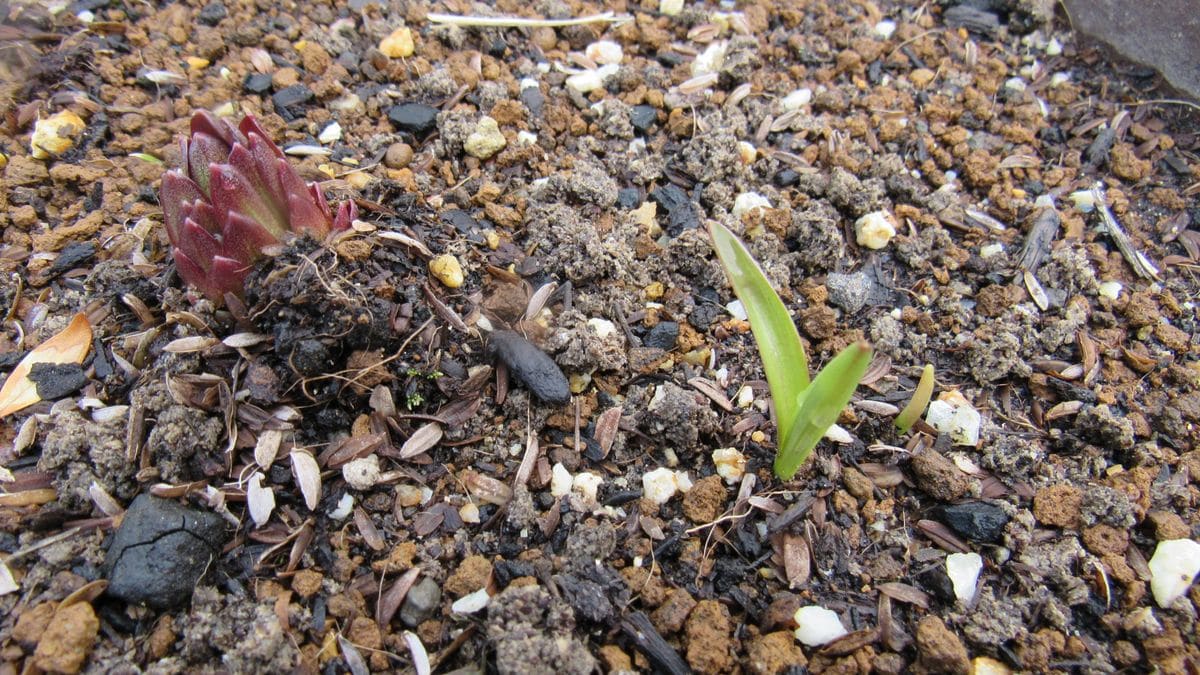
[
  {"x1": 895, "y1": 363, "x2": 935, "y2": 433},
  {"x1": 708, "y1": 220, "x2": 873, "y2": 480}
]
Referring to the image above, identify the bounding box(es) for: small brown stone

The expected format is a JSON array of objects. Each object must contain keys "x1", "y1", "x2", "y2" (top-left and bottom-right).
[
  {"x1": 762, "y1": 592, "x2": 802, "y2": 631},
  {"x1": 291, "y1": 568, "x2": 324, "y2": 598},
  {"x1": 651, "y1": 588, "x2": 697, "y2": 635},
  {"x1": 1146, "y1": 510, "x2": 1191, "y2": 540},
  {"x1": 384, "y1": 142, "x2": 414, "y2": 169},
  {"x1": 620, "y1": 565, "x2": 669, "y2": 606},
  {"x1": 299, "y1": 41, "x2": 331, "y2": 75},
  {"x1": 910, "y1": 450, "x2": 971, "y2": 501},
  {"x1": 1082, "y1": 524, "x2": 1129, "y2": 556},
  {"x1": 371, "y1": 541, "x2": 418, "y2": 574},
  {"x1": 682, "y1": 475, "x2": 727, "y2": 524},
  {"x1": 147, "y1": 616, "x2": 176, "y2": 660},
  {"x1": 684, "y1": 600, "x2": 733, "y2": 673},
  {"x1": 33, "y1": 603, "x2": 99, "y2": 675},
  {"x1": 842, "y1": 467, "x2": 874, "y2": 501},
  {"x1": 12, "y1": 602, "x2": 56, "y2": 647},
  {"x1": 445, "y1": 555, "x2": 493, "y2": 597},
  {"x1": 271, "y1": 67, "x2": 300, "y2": 89},
  {"x1": 597, "y1": 644, "x2": 633, "y2": 672},
  {"x1": 747, "y1": 631, "x2": 807, "y2": 675},
  {"x1": 1032, "y1": 484, "x2": 1083, "y2": 529},
  {"x1": 915, "y1": 616, "x2": 970, "y2": 675}
]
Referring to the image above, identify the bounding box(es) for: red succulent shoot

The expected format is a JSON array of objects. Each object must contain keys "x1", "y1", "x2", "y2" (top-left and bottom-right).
[{"x1": 160, "y1": 111, "x2": 357, "y2": 300}]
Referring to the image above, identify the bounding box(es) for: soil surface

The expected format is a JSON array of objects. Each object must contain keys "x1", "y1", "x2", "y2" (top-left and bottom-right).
[{"x1": 2, "y1": 0, "x2": 1199, "y2": 673}]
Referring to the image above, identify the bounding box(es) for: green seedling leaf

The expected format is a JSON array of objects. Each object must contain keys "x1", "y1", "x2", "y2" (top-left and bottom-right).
[
  {"x1": 707, "y1": 220, "x2": 809, "y2": 445},
  {"x1": 895, "y1": 363, "x2": 935, "y2": 433},
  {"x1": 129, "y1": 152, "x2": 163, "y2": 164},
  {"x1": 774, "y1": 341, "x2": 873, "y2": 480}
]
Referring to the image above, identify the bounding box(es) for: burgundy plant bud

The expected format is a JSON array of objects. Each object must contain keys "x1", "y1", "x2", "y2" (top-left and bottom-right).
[{"x1": 159, "y1": 111, "x2": 357, "y2": 301}]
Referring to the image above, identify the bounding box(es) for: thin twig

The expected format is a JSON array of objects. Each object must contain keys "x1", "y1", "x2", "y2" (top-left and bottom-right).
[
  {"x1": 1091, "y1": 184, "x2": 1160, "y2": 280},
  {"x1": 427, "y1": 11, "x2": 630, "y2": 28}
]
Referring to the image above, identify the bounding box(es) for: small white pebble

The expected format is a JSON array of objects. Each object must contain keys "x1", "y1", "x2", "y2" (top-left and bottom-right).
[
  {"x1": 855, "y1": 211, "x2": 897, "y2": 250},
  {"x1": 329, "y1": 493, "x2": 354, "y2": 520},
  {"x1": 342, "y1": 455, "x2": 381, "y2": 490},
  {"x1": 330, "y1": 94, "x2": 362, "y2": 112},
  {"x1": 926, "y1": 392, "x2": 981, "y2": 446},
  {"x1": 566, "y1": 63, "x2": 619, "y2": 93},
  {"x1": 572, "y1": 472, "x2": 604, "y2": 504},
  {"x1": 550, "y1": 462, "x2": 574, "y2": 497},
  {"x1": 793, "y1": 606, "x2": 848, "y2": 646},
  {"x1": 823, "y1": 424, "x2": 853, "y2": 445},
  {"x1": 712, "y1": 447, "x2": 746, "y2": 484},
  {"x1": 464, "y1": 116, "x2": 506, "y2": 160},
  {"x1": 979, "y1": 243, "x2": 1004, "y2": 259},
  {"x1": 873, "y1": 20, "x2": 897, "y2": 39},
  {"x1": 516, "y1": 130, "x2": 538, "y2": 146},
  {"x1": 585, "y1": 40, "x2": 623, "y2": 65},
  {"x1": 659, "y1": 0, "x2": 684, "y2": 16},
  {"x1": 736, "y1": 141, "x2": 757, "y2": 164},
  {"x1": 735, "y1": 385, "x2": 754, "y2": 408},
  {"x1": 1046, "y1": 37, "x2": 1063, "y2": 56},
  {"x1": 692, "y1": 41, "x2": 727, "y2": 76},
  {"x1": 642, "y1": 467, "x2": 679, "y2": 505},
  {"x1": 1069, "y1": 189, "x2": 1097, "y2": 212},
  {"x1": 973, "y1": 657, "x2": 1013, "y2": 675},
  {"x1": 1098, "y1": 280, "x2": 1123, "y2": 300},
  {"x1": 459, "y1": 501, "x2": 481, "y2": 524},
  {"x1": 1004, "y1": 77, "x2": 1027, "y2": 93},
  {"x1": 318, "y1": 121, "x2": 342, "y2": 144},
  {"x1": 587, "y1": 317, "x2": 618, "y2": 339},
  {"x1": 946, "y1": 551, "x2": 983, "y2": 603},
  {"x1": 1049, "y1": 72, "x2": 1071, "y2": 87},
  {"x1": 451, "y1": 588, "x2": 491, "y2": 614},
  {"x1": 732, "y1": 192, "x2": 772, "y2": 220},
  {"x1": 726, "y1": 299, "x2": 748, "y2": 321},
  {"x1": 781, "y1": 88, "x2": 812, "y2": 111},
  {"x1": 1149, "y1": 539, "x2": 1200, "y2": 607},
  {"x1": 76, "y1": 10, "x2": 94, "y2": 22},
  {"x1": 520, "y1": 77, "x2": 540, "y2": 91}
]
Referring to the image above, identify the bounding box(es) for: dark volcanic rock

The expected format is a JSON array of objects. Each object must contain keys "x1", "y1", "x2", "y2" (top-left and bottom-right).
[
  {"x1": 932, "y1": 501, "x2": 1010, "y2": 543},
  {"x1": 243, "y1": 72, "x2": 272, "y2": 94},
  {"x1": 102, "y1": 494, "x2": 228, "y2": 609},
  {"x1": 271, "y1": 85, "x2": 313, "y2": 119},
  {"x1": 644, "y1": 321, "x2": 679, "y2": 350},
  {"x1": 487, "y1": 330, "x2": 570, "y2": 404},
  {"x1": 388, "y1": 103, "x2": 440, "y2": 136},
  {"x1": 28, "y1": 363, "x2": 87, "y2": 400},
  {"x1": 630, "y1": 105, "x2": 657, "y2": 134},
  {"x1": 1061, "y1": 0, "x2": 1200, "y2": 101}
]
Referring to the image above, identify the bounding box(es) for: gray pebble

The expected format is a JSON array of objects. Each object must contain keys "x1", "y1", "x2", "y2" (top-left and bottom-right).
[{"x1": 400, "y1": 576, "x2": 442, "y2": 627}]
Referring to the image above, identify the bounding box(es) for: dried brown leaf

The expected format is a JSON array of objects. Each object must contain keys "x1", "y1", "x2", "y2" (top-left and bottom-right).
[
  {"x1": 0, "y1": 313, "x2": 92, "y2": 418},
  {"x1": 290, "y1": 450, "x2": 321, "y2": 510},
  {"x1": 594, "y1": 406, "x2": 622, "y2": 458},
  {"x1": 254, "y1": 429, "x2": 283, "y2": 469},
  {"x1": 399, "y1": 422, "x2": 443, "y2": 459},
  {"x1": 877, "y1": 582, "x2": 931, "y2": 609}
]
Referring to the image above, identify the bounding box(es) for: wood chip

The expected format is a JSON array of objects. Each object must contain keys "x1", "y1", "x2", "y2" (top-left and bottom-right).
[
  {"x1": 877, "y1": 582, "x2": 931, "y2": 608},
  {"x1": 1092, "y1": 185, "x2": 1160, "y2": 280},
  {"x1": 916, "y1": 519, "x2": 969, "y2": 553},
  {"x1": 399, "y1": 422, "x2": 443, "y2": 459},
  {"x1": 354, "y1": 506, "x2": 385, "y2": 551},
  {"x1": 688, "y1": 377, "x2": 733, "y2": 411}
]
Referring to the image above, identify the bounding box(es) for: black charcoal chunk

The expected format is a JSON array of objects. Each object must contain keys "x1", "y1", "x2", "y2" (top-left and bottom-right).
[{"x1": 488, "y1": 330, "x2": 570, "y2": 404}]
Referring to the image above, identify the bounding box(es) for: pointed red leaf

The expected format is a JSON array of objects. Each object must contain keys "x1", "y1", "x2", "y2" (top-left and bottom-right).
[
  {"x1": 173, "y1": 248, "x2": 210, "y2": 292},
  {"x1": 332, "y1": 200, "x2": 357, "y2": 231},
  {"x1": 179, "y1": 219, "x2": 221, "y2": 274},
  {"x1": 187, "y1": 132, "x2": 230, "y2": 195},
  {"x1": 228, "y1": 142, "x2": 287, "y2": 226},
  {"x1": 239, "y1": 115, "x2": 284, "y2": 159},
  {"x1": 190, "y1": 110, "x2": 236, "y2": 149},
  {"x1": 208, "y1": 163, "x2": 289, "y2": 238},
  {"x1": 187, "y1": 200, "x2": 223, "y2": 235},
  {"x1": 160, "y1": 171, "x2": 204, "y2": 244},
  {"x1": 210, "y1": 256, "x2": 253, "y2": 299},
  {"x1": 275, "y1": 159, "x2": 331, "y2": 238},
  {"x1": 222, "y1": 211, "x2": 280, "y2": 264},
  {"x1": 246, "y1": 133, "x2": 288, "y2": 203}
]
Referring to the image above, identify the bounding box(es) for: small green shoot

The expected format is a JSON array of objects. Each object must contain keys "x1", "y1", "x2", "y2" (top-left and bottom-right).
[
  {"x1": 895, "y1": 363, "x2": 935, "y2": 433},
  {"x1": 708, "y1": 220, "x2": 874, "y2": 480},
  {"x1": 129, "y1": 152, "x2": 163, "y2": 164}
]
